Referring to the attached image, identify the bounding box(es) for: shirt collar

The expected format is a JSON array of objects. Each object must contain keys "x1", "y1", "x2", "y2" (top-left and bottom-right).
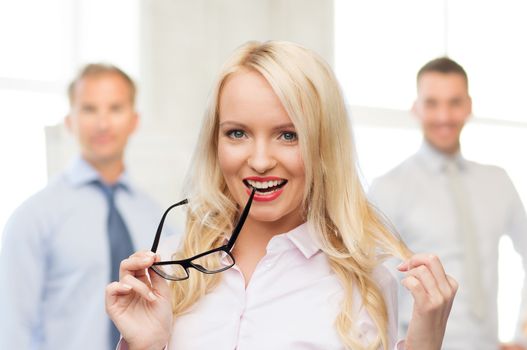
[
  {"x1": 64, "y1": 156, "x2": 133, "y2": 192},
  {"x1": 284, "y1": 222, "x2": 321, "y2": 259},
  {"x1": 417, "y1": 140, "x2": 467, "y2": 173},
  {"x1": 224, "y1": 222, "x2": 320, "y2": 260}
]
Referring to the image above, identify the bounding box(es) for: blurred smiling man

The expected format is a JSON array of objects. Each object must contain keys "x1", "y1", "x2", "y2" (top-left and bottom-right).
[
  {"x1": 0, "y1": 64, "x2": 162, "y2": 350},
  {"x1": 414, "y1": 59, "x2": 471, "y2": 155},
  {"x1": 369, "y1": 57, "x2": 527, "y2": 350},
  {"x1": 66, "y1": 65, "x2": 139, "y2": 177}
]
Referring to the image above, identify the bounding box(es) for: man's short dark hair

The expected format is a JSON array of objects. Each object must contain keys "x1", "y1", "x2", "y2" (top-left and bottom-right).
[
  {"x1": 68, "y1": 63, "x2": 136, "y2": 106},
  {"x1": 417, "y1": 57, "x2": 468, "y2": 88}
]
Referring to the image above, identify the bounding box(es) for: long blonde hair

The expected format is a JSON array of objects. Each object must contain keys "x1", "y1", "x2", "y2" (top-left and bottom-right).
[{"x1": 171, "y1": 41, "x2": 411, "y2": 350}]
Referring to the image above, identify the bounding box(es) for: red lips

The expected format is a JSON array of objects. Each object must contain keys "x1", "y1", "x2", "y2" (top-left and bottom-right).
[{"x1": 243, "y1": 176, "x2": 287, "y2": 202}]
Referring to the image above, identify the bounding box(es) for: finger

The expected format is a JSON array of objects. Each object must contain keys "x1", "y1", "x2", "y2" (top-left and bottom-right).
[
  {"x1": 402, "y1": 253, "x2": 452, "y2": 298},
  {"x1": 105, "y1": 281, "x2": 133, "y2": 310},
  {"x1": 148, "y1": 265, "x2": 171, "y2": 298},
  {"x1": 446, "y1": 274, "x2": 459, "y2": 294},
  {"x1": 397, "y1": 260, "x2": 410, "y2": 271},
  {"x1": 121, "y1": 274, "x2": 158, "y2": 302},
  {"x1": 119, "y1": 251, "x2": 156, "y2": 281},
  {"x1": 401, "y1": 275, "x2": 428, "y2": 307},
  {"x1": 398, "y1": 253, "x2": 442, "y2": 271},
  {"x1": 416, "y1": 254, "x2": 451, "y2": 297},
  {"x1": 406, "y1": 265, "x2": 443, "y2": 302}
]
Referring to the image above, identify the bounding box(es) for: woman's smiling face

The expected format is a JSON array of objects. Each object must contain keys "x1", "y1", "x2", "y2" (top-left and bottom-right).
[{"x1": 217, "y1": 69, "x2": 305, "y2": 231}]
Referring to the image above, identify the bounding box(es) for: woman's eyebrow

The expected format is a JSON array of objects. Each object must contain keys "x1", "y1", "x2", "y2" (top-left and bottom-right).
[
  {"x1": 219, "y1": 121, "x2": 246, "y2": 128},
  {"x1": 219, "y1": 121, "x2": 295, "y2": 131},
  {"x1": 272, "y1": 123, "x2": 295, "y2": 131}
]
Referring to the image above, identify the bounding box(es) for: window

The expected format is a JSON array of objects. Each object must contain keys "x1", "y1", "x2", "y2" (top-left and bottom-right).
[
  {"x1": 0, "y1": 0, "x2": 139, "y2": 249},
  {"x1": 336, "y1": 0, "x2": 527, "y2": 341}
]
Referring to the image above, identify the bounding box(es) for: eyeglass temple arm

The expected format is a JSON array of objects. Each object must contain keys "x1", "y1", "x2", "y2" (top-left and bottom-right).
[
  {"x1": 150, "y1": 198, "x2": 189, "y2": 253},
  {"x1": 226, "y1": 188, "x2": 255, "y2": 251}
]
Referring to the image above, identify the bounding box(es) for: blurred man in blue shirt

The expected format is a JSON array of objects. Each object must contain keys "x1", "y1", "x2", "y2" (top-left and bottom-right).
[{"x1": 0, "y1": 64, "x2": 164, "y2": 349}]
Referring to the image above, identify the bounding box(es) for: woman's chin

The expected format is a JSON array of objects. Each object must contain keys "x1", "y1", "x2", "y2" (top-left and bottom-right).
[{"x1": 248, "y1": 210, "x2": 303, "y2": 230}]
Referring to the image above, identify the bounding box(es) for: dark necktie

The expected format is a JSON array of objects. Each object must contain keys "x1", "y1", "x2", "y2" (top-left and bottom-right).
[{"x1": 94, "y1": 181, "x2": 135, "y2": 347}]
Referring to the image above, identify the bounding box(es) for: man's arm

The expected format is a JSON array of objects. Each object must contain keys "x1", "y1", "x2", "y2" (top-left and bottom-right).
[
  {"x1": 0, "y1": 203, "x2": 47, "y2": 349},
  {"x1": 502, "y1": 173, "x2": 527, "y2": 347}
]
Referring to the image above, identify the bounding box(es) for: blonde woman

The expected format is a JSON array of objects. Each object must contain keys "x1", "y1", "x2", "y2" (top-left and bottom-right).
[{"x1": 106, "y1": 41, "x2": 457, "y2": 350}]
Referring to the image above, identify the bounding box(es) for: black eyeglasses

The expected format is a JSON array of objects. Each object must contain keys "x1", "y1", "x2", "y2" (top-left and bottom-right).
[{"x1": 149, "y1": 189, "x2": 255, "y2": 281}]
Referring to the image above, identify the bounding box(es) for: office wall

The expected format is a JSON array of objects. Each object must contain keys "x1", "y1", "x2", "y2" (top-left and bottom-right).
[{"x1": 45, "y1": 0, "x2": 334, "y2": 208}]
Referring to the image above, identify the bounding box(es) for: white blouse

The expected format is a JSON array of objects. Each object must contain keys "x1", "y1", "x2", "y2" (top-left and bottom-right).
[{"x1": 121, "y1": 223, "x2": 404, "y2": 350}]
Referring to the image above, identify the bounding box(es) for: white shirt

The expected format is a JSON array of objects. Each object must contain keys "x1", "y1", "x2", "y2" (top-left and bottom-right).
[
  {"x1": 369, "y1": 142, "x2": 527, "y2": 350},
  {"x1": 121, "y1": 223, "x2": 403, "y2": 349}
]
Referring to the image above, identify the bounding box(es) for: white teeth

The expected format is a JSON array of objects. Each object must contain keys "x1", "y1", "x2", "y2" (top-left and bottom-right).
[{"x1": 247, "y1": 179, "x2": 285, "y2": 189}]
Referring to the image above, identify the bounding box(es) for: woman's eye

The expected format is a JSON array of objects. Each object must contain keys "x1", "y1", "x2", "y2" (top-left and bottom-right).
[
  {"x1": 227, "y1": 130, "x2": 246, "y2": 139},
  {"x1": 280, "y1": 131, "x2": 297, "y2": 142}
]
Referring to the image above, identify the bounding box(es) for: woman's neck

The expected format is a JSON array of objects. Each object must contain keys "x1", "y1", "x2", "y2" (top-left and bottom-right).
[{"x1": 231, "y1": 215, "x2": 304, "y2": 287}]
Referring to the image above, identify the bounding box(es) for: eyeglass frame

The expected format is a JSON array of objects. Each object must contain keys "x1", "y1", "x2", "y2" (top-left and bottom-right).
[{"x1": 149, "y1": 188, "x2": 255, "y2": 281}]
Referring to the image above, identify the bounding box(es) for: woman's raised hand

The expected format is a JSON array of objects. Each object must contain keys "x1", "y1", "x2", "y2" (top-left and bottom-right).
[
  {"x1": 105, "y1": 251, "x2": 173, "y2": 350},
  {"x1": 399, "y1": 254, "x2": 458, "y2": 350}
]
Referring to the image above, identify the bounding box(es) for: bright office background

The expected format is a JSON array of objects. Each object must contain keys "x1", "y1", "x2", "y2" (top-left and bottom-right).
[
  {"x1": 1, "y1": 0, "x2": 526, "y2": 342},
  {"x1": 335, "y1": 0, "x2": 527, "y2": 342},
  {"x1": 0, "y1": 0, "x2": 140, "y2": 244}
]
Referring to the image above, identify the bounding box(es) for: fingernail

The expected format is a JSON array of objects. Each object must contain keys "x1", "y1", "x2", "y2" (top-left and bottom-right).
[
  {"x1": 148, "y1": 292, "x2": 157, "y2": 301},
  {"x1": 143, "y1": 257, "x2": 152, "y2": 263},
  {"x1": 146, "y1": 251, "x2": 155, "y2": 257},
  {"x1": 397, "y1": 261, "x2": 407, "y2": 270},
  {"x1": 121, "y1": 283, "x2": 132, "y2": 290}
]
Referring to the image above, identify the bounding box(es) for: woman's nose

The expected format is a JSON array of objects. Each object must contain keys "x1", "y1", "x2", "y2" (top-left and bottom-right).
[{"x1": 247, "y1": 141, "x2": 277, "y2": 174}]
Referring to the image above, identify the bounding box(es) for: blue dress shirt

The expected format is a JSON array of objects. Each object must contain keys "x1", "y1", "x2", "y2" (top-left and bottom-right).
[{"x1": 0, "y1": 157, "x2": 165, "y2": 350}]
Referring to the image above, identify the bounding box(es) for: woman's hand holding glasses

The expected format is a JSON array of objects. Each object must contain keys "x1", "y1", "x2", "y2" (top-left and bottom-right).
[
  {"x1": 105, "y1": 251, "x2": 173, "y2": 350},
  {"x1": 105, "y1": 189, "x2": 255, "y2": 349}
]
